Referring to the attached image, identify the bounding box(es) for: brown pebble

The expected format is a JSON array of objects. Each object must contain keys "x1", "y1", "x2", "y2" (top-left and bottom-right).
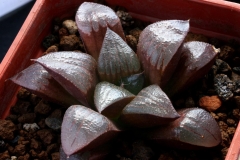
[
  {"x1": 19, "y1": 130, "x2": 28, "y2": 137},
  {"x1": 18, "y1": 113, "x2": 36, "y2": 123},
  {"x1": 227, "y1": 127, "x2": 236, "y2": 138},
  {"x1": 59, "y1": 27, "x2": 69, "y2": 37},
  {"x1": 199, "y1": 95, "x2": 222, "y2": 111},
  {"x1": 19, "y1": 140, "x2": 30, "y2": 145},
  {"x1": 126, "y1": 35, "x2": 137, "y2": 51},
  {"x1": 60, "y1": 35, "x2": 80, "y2": 51},
  {"x1": 34, "y1": 100, "x2": 52, "y2": 115},
  {"x1": 44, "y1": 45, "x2": 58, "y2": 55},
  {"x1": 11, "y1": 101, "x2": 31, "y2": 114},
  {"x1": 218, "y1": 121, "x2": 228, "y2": 131},
  {"x1": 5, "y1": 114, "x2": 18, "y2": 123},
  {"x1": 18, "y1": 153, "x2": 30, "y2": 160},
  {"x1": 30, "y1": 149, "x2": 38, "y2": 158},
  {"x1": 217, "y1": 113, "x2": 227, "y2": 121},
  {"x1": 38, "y1": 118, "x2": 47, "y2": 129},
  {"x1": 47, "y1": 143, "x2": 59, "y2": 154},
  {"x1": 0, "y1": 150, "x2": 10, "y2": 159},
  {"x1": 129, "y1": 28, "x2": 142, "y2": 40},
  {"x1": 62, "y1": 19, "x2": 78, "y2": 35},
  {"x1": 219, "y1": 45, "x2": 235, "y2": 60},
  {"x1": 14, "y1": 144, "x2": 26, "y2": 156},
  {"x1": 50, "y1": 109, "x2": 63, "y2": 119},
  {"x1": 51, "y1": 152, "x2": 60, "y2": 160},
  {"x1": 37, "y1": 129, "x2": 55, "y2": 145},
  {"x1": 29, "y1": 94, "x2": 41, "y2": 106},
  {"x1": 0, "y1": 120, "x2": 16, "y2": 140},
  {"x1": 8, "y1": 145, "x2": 15, "y2": 155},
  {"x1": 226, "y1": 118, "x2": 236, "y2": 126},
  {"x1": 232, "y1": 109, "x2": 240, "y2": 119},
  {"x1": 30, "y1": 138, "x2": 42, "y2": 152},
  {"x1": 38, "y1": 151, "x2": 48, "y2": 160},
  {"x1": 221, "y1": 131, "x2": 230, "y2": 147},
  {"x1": 17, "y1": 88, "x2": 31, "y2": 99},
  {"x1": 210, "y1": 112, "x2": 219, "y2": 120}
]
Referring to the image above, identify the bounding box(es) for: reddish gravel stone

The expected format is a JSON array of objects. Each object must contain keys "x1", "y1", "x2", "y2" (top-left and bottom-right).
[
  {"x1": 37, "y1": 129, "x2": 55, "y2": 145},
  {"x1": 199, "y1": 95, "x2": 222, "y2": 111},
  {"x1": 0, "y1": 120, "x2": 16, "y2": 140}
]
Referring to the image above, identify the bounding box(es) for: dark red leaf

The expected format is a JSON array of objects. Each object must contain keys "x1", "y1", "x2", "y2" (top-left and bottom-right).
[
  {"x1": 61, "y1": 105, "x2": 120, "y2": 156},
  {"x1": 34, "y1": 51, "x2": 98, "y2": 107},
  {"x1": 94, "y1": 82, "x2": 135, "y2": 119},
  {"x1": 76, "y1": 2, "x2": 125, "y2": 60},
  {"x1": 120, "y1": 85, "x2": 179, "y2": 128},
  {"x1": 9, "y1": 63, "x2": 79, "y2": 107},
  {"x1": 147, "y1": 108, "x2": 222, "y2": 149},
  {"x1": 98, "y1": 28, "x2": 141, "y2": 83},
  {"x1": 164, "y1": 41, "x2": 219, "y2": 96},
  {"x1": 137, "y1": 20, "x2": 189, "y2": 87}
]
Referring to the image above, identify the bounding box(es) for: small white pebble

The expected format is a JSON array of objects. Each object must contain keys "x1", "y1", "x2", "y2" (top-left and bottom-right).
[
  {"x1": 11, "y1": 156, "x2": 17, "y2": 160},
  {"x1": 23, "y1": 123, "x2": 40, "y2": 131},
  {"x1": 62, "y1": 20, "x2": 78, "y2": 35}
]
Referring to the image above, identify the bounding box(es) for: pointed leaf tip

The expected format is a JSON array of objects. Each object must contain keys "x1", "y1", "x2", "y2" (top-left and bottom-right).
[
  {"x1": 147, "y1": 108, "x2": 221, "y2": 149},
  {"x1": 137, "y1": 20, "x2": 190, "y2": 87},
  {"x1": 120, "y1": 84, "x2": 179, "y2": 128},
  {"x1": 94, "y1": 82, "x2": 135, "y2": 119},
  {"x1": 61, "y1": 105, "x2": 120, "y2": 156},
  {"x1": 164, "y1": 41, "x2": 219, "y2": 96},
  {"x1": 98, "y1": 28, "x2": 141, "y2": 83},
  {"x1": 9, "y1": 63, "x2": 79, "y2": 106},
  {"x1": 76, "y1": 2, "x2": 125, "y2": 60},
  {"x1": 35, "y1": 51, "x2": 98, "y2": 107}
]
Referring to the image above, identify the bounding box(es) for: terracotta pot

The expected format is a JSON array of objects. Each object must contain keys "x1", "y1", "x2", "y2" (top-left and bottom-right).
[{"x1": 0, "y1": 0, "x2": 239, "y2": 159}]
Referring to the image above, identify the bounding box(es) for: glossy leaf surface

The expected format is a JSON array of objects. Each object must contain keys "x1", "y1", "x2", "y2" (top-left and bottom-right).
[
  {"x1": 94, "y1": 82, "x2": 135, "y2": 119},
  {"x1": 147, "y1": 108, "x2": 221, "y2": 149},
  {"x1": 120, "y1": 85, "x2": 180, "y2": 128},
  {"x1": 76, "y1": 2, "x2": 125, "y2": 60},
  {"x1": 34, "y1": 51, "x2": 98, "y2": 107},
  {"x1": 61, "y1": 105, "x2": 120, "y2": 156},
  {"x1": 9, "y1": 63, "x2": 79, "y2": 106},
  {"x1": 98, "y1": 28, "x2": 141, "y2": 83},
  {"x1": 137, "y1": 20, "x2": 189, "y2": 87},
  {"x1": 117, "y1": 72, "x2": 144, "y2": 95},
  {"x1": 164, "y1": 41, "x2": 219, "y2": 96}
]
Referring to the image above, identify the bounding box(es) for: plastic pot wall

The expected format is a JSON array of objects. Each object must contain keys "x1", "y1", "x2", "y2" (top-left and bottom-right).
[{"x1": 0, "y1": 0, "x2": 239, "y2": 159}]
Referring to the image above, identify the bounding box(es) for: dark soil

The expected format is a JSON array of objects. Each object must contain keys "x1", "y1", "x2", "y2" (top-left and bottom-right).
[{"x1": 1, "y1": 7, "x2": 240, "y2": 160}]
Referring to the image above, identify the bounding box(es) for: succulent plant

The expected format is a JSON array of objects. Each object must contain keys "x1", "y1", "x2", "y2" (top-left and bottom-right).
[{"x1": 10, "y1": 2, "x2": 221, "y2": 158}]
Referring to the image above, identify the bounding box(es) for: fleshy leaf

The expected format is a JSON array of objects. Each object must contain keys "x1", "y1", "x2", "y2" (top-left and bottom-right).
[
  {"x1": 147, "y1": 108, "x2": 222, "y2": 149},
  {"x1": 76, "y1": 2, "x2": 125, "y2": 60},
  {"x1": 61, "y1": 105, "x2": 120, "y2": 156},
  {"x1": 117, "y1": 72, "x2": 144, "y2": 95},
  {"x1": 137, "y1": 20, "x2": 189, "y2": 87},
  {"x1": 119, "y1": 85, "x2": 180, "y2": 128},
  {"x1": 98, "y1": 28, "x2": 141, "y2": 83},
  {"x1": 164, "y1": 41, "x2": 219, "y2": 96},
  {"x1": 94, "y1": 82, "x2": 135, "y2": 119},
  {"x1": 33, "y1": 51, "x2": 98, "y2": 107},
  {"x1": 9, "y1": 63, "x2": 79, "y2": 106}
]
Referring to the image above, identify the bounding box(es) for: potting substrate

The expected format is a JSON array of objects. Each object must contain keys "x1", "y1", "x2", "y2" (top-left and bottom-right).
[{"x1": 0, "y1": 6, "x2": 240, "y2": 160}]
